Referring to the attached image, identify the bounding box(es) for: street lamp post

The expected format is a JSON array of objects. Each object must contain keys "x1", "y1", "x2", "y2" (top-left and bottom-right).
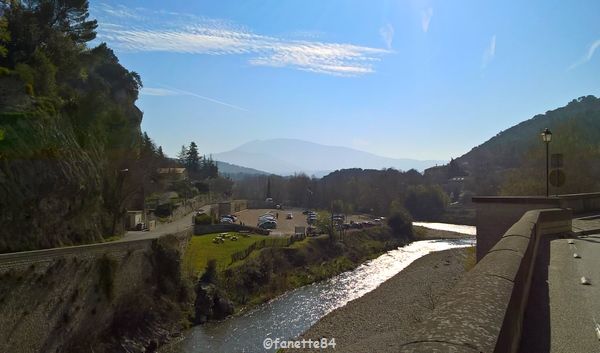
[{"x1": 541, "y1": 128, "x2": 552, "y2": 197}]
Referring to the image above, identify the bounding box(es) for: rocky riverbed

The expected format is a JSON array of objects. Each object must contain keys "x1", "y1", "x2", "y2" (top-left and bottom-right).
[{"x1": 289, "y1": 247, "x2": 473, "y2": 353}]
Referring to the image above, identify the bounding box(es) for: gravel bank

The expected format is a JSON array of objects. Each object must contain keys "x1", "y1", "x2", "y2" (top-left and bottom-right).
[{"x1": 289, "y1": 247, "x2": 472, "y2": 353}]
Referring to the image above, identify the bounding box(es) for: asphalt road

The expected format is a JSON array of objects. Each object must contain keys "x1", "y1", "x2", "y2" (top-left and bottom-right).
[{"x1": 0, "y1": 203, "x2": 214, "y2": 267}]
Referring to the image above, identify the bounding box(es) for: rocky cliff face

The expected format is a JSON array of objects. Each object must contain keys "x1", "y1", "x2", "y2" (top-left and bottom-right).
[
  {"x1": 0, "y1": 233, "x2": 192, "y2": 353},
  {"x1": 0, "y1": 70, "x2": 141, "y2": 252},
  {"x1": 0, "y1": 80, "x2": 104, "y2": 252}
]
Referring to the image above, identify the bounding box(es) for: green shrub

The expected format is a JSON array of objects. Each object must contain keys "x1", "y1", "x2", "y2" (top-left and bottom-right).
[
  {"x1": 14, "y1": 63, "x2": 34, "y2": 86},
  {"x1": 194, "y1": 213, "x2": 212, "y2": 225},
  {"x1": 0, "y1": 67, "x2": 9, "y2": 76},
  {"x1": 31, "y1": 49, "x2": 57, "y2": 96},
  {"x1": 155, "y1": 203, "x2": 173, "y2": 217},
  {"x1": 151, "y1": 234, "x2": 183, "y2": 295},
  {"x1": 387, "y1": 210, "x2": 413, "y2": 238}
]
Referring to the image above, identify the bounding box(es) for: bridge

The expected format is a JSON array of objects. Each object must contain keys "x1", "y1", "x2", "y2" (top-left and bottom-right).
[{"x1": 399, "y1": 192, "x2": 600, "y2": 353}]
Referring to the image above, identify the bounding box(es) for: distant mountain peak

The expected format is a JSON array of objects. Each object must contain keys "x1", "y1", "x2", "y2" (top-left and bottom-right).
[{"x1": 213, "y1": 139, "x2": 446, "y2": 176}]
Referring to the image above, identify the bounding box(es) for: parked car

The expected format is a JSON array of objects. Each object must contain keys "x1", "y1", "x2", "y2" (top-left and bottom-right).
[
  {"x1": 222, "y1": 214, "x2": 237, "y2": 222},
  {"x1": 220, "y1": 217, "x2": 234, "y2": 224},
  {"x1": 258, "y1": 220, "x2": 277, "y2": 229},
  {"x1": 350, "y1": 221, "x2": 363, "y2": 229},
  {"x1": 259, "y1": 214, "x2": 276, "y2": 222},
  {"x1": 286, "y1": 213, "x2": 293, "y2": 219}
]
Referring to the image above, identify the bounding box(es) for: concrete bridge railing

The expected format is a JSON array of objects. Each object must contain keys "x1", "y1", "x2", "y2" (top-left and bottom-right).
[
  {"x1": 399, "y1": 208, "x2": 572, "y2": 353},
  {"x1": 471, "y1": 193, "x2": 599, "y2": 260}
]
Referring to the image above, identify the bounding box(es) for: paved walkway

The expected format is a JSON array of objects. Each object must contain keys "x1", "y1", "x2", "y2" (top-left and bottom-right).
[
  {"x1": 521, "y1": 214, "x2": 600, "y2": 353},
  {"x1": 122, "y1": 203, "x2": 215, "y2": 241},
  {"x1": 547, "y1": 234, "x2": 600, "y2": 352}
]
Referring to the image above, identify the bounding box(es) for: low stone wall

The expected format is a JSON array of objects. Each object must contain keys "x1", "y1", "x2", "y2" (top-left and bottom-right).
[
  {"x1": 473, "y1": 193, "x2": 600, "y2": 260},
  {"x1": 217, "y1": 200, "x2": 248, "y2": 216},
  {"x1": 163, "y1": 195, "x2": 211, "y2": 223},
  {"x1": 399, "y1": 208, "x2": 571, "y2": 353},
  {"x1": 472, "y1": 196, "x2": 560, "y2": 260}
]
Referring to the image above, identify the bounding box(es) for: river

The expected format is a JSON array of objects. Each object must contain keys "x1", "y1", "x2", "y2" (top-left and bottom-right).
[{"x1": 173, "y1": 223, "x2": 476, "y2": 353}]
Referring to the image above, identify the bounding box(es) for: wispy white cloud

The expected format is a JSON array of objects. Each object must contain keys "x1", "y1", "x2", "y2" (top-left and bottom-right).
[
  {"x1": 379, "y1": 24, "x2": 394, "y2": 50},
  {"x1": 568, "y1": 39, "x2": 600, "y2": 70},
  {"x1": 141, "y1": 87, "x2": 179, "y2": 96},
  {"x1": 141, "y1": 85, "x2": 248, "y2": 111},
  {"x1": 92, "y1": 4, "x2": 391, "y2": 77},
  {"x1": 481, "y1": 35, "x2": 496, "y2": 69},
  {"x1": 421, "y1": 7, "x2": 433, "y2": 33},
  {"x1": 95, "y1": 3, "x2": 142, "y2": 20}
]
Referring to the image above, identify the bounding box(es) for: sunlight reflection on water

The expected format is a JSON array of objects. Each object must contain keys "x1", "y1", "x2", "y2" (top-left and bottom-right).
[
  {"x1": 175, "y1": 234, "x2": 475, "y2": 353},
  {"x1": 413, "y1": 222, "x2": 476, "y2": 235}
]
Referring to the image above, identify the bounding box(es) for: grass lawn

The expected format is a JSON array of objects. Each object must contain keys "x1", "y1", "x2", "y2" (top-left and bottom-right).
[{"x1": 183, "y1": 233, "x2": 267, "y2": 276}]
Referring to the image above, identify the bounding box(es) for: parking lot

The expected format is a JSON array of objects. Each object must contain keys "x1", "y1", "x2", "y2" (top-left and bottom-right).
[{"x1": 233, "y1": 208, "x2": 309, "y2": 236}]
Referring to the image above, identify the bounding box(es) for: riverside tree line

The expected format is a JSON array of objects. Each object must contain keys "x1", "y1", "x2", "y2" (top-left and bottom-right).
[{"x1": 233, "y1": 168, "x2": 448, "y2": 221}]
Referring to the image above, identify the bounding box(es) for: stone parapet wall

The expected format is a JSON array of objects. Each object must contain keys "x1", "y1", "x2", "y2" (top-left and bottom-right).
[{"x1": 399, "y1": 208, "x2": 572, "y2": 353}]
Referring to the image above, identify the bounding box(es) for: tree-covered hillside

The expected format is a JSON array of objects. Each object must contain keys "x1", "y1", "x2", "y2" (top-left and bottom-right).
[
  {"x1": 426, "y1": 95, "x2": 600, "y2": 196},
  {"x1": 0, "y1": 1, "x2": 164, "y2": 252}
]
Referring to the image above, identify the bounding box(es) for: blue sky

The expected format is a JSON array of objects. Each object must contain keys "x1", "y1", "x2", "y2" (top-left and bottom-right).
[{"x1": 90, "y1": 0, "x2": 600, "y2": 160}]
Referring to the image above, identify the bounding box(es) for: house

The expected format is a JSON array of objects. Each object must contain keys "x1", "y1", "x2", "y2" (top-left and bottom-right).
[{"x1": 157, "y1": 167, "x2": 188, "y2": 185}]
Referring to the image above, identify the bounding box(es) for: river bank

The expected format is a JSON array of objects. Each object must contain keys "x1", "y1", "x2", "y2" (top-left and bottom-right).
[
  {"x1": 162, "y1": 229, "x2": 473, "y2": 353},
  {"x1": 289, "y1": 247, "x2": 474, "y2": 352}
]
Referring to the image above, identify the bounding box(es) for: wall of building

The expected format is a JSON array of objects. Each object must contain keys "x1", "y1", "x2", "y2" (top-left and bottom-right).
[
  {"x1": 472, "y1": 197, "x2": 560, "y2": 260},
  {"x1": 558, "y1": 192, "x2": 600, "y2": 214}
]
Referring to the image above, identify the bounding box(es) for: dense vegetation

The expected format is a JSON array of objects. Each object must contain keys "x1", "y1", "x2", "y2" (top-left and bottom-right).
[
  {"x1": 234, "y1": 168, "x2": 449, "y2": 221},
  {"x1": 0, "y1": 1, "x2": 167, "y2": 251},
  {"x1": 426, "y1": 95, "x2": 600, "y2": 196},
  {"x1": 190, "y1": 224, "x2": 413, "y2": 322}
]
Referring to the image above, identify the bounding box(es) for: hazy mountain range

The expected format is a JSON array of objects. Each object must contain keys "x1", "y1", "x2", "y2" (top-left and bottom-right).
[
  {"x1": 215, "y1": 161, "x2": 269, "y2": 179},
  {"x1": 213, "y1": 139, "x2": 446, "y2": 177}
]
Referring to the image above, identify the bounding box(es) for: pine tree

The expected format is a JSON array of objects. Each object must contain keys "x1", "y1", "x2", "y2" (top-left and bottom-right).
[
  {"x1": 177, "y1": 145, "x2": 188, "y2": 166},
  {"x1": 186, "y1": 141, "x2": 200, "y2": 172},
  {"x1": 157, "y1": 146, "x2": 165, "y2": 159}
]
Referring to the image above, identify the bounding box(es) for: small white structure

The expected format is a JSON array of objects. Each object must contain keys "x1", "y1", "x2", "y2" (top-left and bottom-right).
[{"x1": 127, "y1": 210, "x2": 144, "y2": 230}]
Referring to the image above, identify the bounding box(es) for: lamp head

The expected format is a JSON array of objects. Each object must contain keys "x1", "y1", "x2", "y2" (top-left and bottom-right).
[{"x1": 541, "y1": 128, "x2": 552, "y2": 143}]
